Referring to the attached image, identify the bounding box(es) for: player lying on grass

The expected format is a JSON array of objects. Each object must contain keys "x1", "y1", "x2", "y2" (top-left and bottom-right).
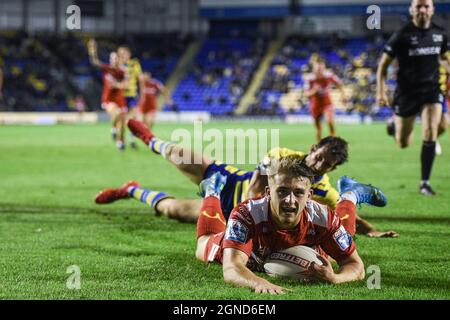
[
  {"x1": 194, "y1": 157, "x2": 387, "y2": 293},
  {"x1": 95, "y1": 119, "x2": 398, "y2": 238}
]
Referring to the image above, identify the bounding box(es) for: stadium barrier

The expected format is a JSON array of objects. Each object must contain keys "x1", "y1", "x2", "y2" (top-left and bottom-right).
[
  {"x1": 0, "y1": 111, "x2": 382, "y2": 125},
  {"x1": 0, "y1": 112, "x2": 98, "y2": 125},
  {"x1": 285, "y1": 114, "x2": 373, "y2": 124},
  {"x1": 0, "y1": 111, "x2": 211, "y2": 125},
  {"x1": 154, "y1": 111, "x2": 211, "y2": 123}
]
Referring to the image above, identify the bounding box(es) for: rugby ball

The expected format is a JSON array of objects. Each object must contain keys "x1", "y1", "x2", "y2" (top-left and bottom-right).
[{"x1": 264, "y1": 245, "x2": 323, "y2": 281}]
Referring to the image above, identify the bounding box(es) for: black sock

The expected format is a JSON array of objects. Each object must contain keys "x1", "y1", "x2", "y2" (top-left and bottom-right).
[{"x1": 421, "y1": 141, "x2": 436, "y2": 182}]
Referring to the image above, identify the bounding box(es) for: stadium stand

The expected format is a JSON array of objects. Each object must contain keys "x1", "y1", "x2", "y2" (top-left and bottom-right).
[
  {"x1": 248, "y1": 34, "x2": 394, "y2": 120},
  {"x1": 0, "y1": 29, "x2": 423, "y2": 120},
  {"x1": 0, "y1": 31, "x2": 191, "y2": 112},
  {"x1": 169, "y1": 35, "x2": 268, "y2": 115},
  {"x1": 0, "y1": 31, "x2": 71, "y2": 112}
]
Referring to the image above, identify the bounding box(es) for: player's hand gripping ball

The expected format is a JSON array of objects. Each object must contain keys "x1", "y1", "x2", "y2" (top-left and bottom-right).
[{"x1": 264, "y1": 245, "x2": 324, "y2": 282}]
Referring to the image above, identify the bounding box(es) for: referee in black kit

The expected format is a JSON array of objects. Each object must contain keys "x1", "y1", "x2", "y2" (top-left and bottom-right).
[{"x1": 377, "y1": 0, "x2": 450, "y2": 196}]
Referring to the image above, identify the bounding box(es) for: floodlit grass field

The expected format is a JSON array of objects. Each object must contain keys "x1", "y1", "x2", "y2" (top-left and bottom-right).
[{"x1": 1, "y1": 122, "x2": 449, "y2": 300}]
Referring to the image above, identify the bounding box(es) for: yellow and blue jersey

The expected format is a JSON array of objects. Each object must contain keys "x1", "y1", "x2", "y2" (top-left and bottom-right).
[
  {"x1": 439, "y1": 66, "x2": 448, "y2": 112},
  {"x1": 439, "y1": 65, "x2": 447, "y2": 94},
  {"x1": 204, "y1": 161, "x2": 253, "y2": 220},
  {"x1": 124, "y1": 58, "x2": 142, "y2": 98},
  {"x1": 204, "y1": 147, "x2": 340, "y2": 220}
]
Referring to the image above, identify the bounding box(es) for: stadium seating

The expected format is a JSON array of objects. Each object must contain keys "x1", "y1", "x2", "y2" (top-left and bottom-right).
[
  {"x1": 0, "y1": 32, "x2": 190, "y2": 112},
  {"x1": 250, "y1": 35, "x2": 393, "y2": 119},
  {"x1": 0, "y1": 31, "x2": 70, "y2": 112},
  {"x1": 169, "y1": 36, "x2": 267, "y2": 115},
  {"x1": 0, "y1": 30, "x2": 394, "y2": 118}
]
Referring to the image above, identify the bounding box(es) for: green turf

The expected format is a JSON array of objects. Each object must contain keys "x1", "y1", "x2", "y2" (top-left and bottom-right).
[{"x1": 0, "y1": 122, "x2": 449, "y2": 300}]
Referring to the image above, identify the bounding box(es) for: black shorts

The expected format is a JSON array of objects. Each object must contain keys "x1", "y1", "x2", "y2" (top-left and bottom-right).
[{"x1": 393, "y1": 89, "x2": 444, "y2": 118}]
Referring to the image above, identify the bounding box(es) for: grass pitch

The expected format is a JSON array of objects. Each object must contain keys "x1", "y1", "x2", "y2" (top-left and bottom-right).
[{"x1": 0, "y1": 122, "x2": 449, "y2": 300}]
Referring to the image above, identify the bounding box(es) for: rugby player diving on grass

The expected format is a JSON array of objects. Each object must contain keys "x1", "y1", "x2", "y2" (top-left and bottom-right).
[
  {"x1": 194, "y1": 157, "x2": 387, "y2": 293},
  {"x1": 95, "y1": 119, "x2": 398, "y2": 238}
]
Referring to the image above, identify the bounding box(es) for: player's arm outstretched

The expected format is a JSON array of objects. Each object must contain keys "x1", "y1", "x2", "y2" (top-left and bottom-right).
[
  {"x1": 376, "y1": 53, "x2": 394, "y2": 106},
  {"x1": 158, "y1": 82, "x2": 173, "y2": 106},
  {"x1": 356, "y1": 215, "x2": 399, "y2": 238},
  {"x1": 222, "y1": 248, "x2": 287, "y2": 294},
  {"x1": 87, "y1": 38, "x2": 103, "y2": 68}
]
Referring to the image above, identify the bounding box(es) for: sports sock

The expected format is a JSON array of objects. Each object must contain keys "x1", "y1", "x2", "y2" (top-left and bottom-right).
[
  {"x1": 339, "y1": 191, "x2": 358, "y2": 205},
  {"x1": 129, "y1": 132, "x2": 136, "y2": 144},
  {"x1": 335, "y1": 199, "x2": 357, "y2": 236},
  {"x1": 149, "y1": 137, "x2": 175, "y2": 160},
  {"x1": 127, "y1": 186, "x2": 170, "y2": 210},
  {"x1": 421, "y1": 140, "x2": 436, "y2": 182},
  {"x1": 196, "y1": 196, "x2": 226, "y2": 239}
]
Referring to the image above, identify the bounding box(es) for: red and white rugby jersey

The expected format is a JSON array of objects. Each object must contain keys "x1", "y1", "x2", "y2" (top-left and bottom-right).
[
  {"x1": 304, "y1": 71, "x2": 340, "y2": 106},
  {"x1": 222, "y1": 196, "x2": 355, "y2": 271}
]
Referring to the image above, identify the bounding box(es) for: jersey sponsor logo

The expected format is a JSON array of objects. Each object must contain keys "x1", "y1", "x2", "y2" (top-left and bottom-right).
[
  {"x1": 408, "y1": 46, "x2": 441, "y2": 56},
  {"x1": 333, "y1": 225, "x2": 353, "y2": 251},
  {"x1": 268, "y1": 252, "x2": 311, "y2": 268},
  {"x1": 225, "y1": 220, "x2": 249, "y2": 243},
  {"x1": 236, "y1": 211, "x2": 253, "y2": 226},
  {"x1": 432, "y1": 34, "x2": 443, "y2": 43},
  {"x1": 237, "y1": 206, "x2": 253, "y2": 225}
]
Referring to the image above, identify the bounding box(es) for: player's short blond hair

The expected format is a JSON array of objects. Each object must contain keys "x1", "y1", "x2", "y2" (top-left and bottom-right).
[{"x1": 267, "y1": 155, "x2": 315, "y2": 185}]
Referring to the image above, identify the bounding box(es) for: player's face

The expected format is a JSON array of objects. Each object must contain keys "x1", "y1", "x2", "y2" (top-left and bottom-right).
[
  {"x1": 306, "y1": 146, "x2": 340, "y2": 175},
  {"x1": 267, "y1": 173, "x2": 312, "y2": 229},
  {"x1": 110, "y1": 52, "x2": 119, "y2": 66},
  {"x1": 118, "y1": 47, "x2": 131, "y2": 63},
  {"x1": 313, "y1": 62, "x2": 325, "y2": 74},
  {"x1": 411, "y1": 0, "x2": 434, "y2": 27}
]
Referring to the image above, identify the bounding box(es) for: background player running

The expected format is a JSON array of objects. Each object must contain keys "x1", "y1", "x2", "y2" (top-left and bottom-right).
[
  {"x1": 304, "y1": 57, "x2": 347, "y2": 142},
  {"x1": 95, "y1": 119, "x2": 398, "y2": 238},
  {"x1": 194, "y1": 158, "x2": 386, "y2": 293},
  {"x1": 117, "y1": 46, "x2": 142, "y2": 149},
  {"x1": 137, "y1": 71, "x2": 172, "y2": 129},
  {"x1": 376, "y1": 0, "x2": 450, "y2": 195},
  {"x1": 87, "y1": 39, "x2": 128, "y2": 150}
]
